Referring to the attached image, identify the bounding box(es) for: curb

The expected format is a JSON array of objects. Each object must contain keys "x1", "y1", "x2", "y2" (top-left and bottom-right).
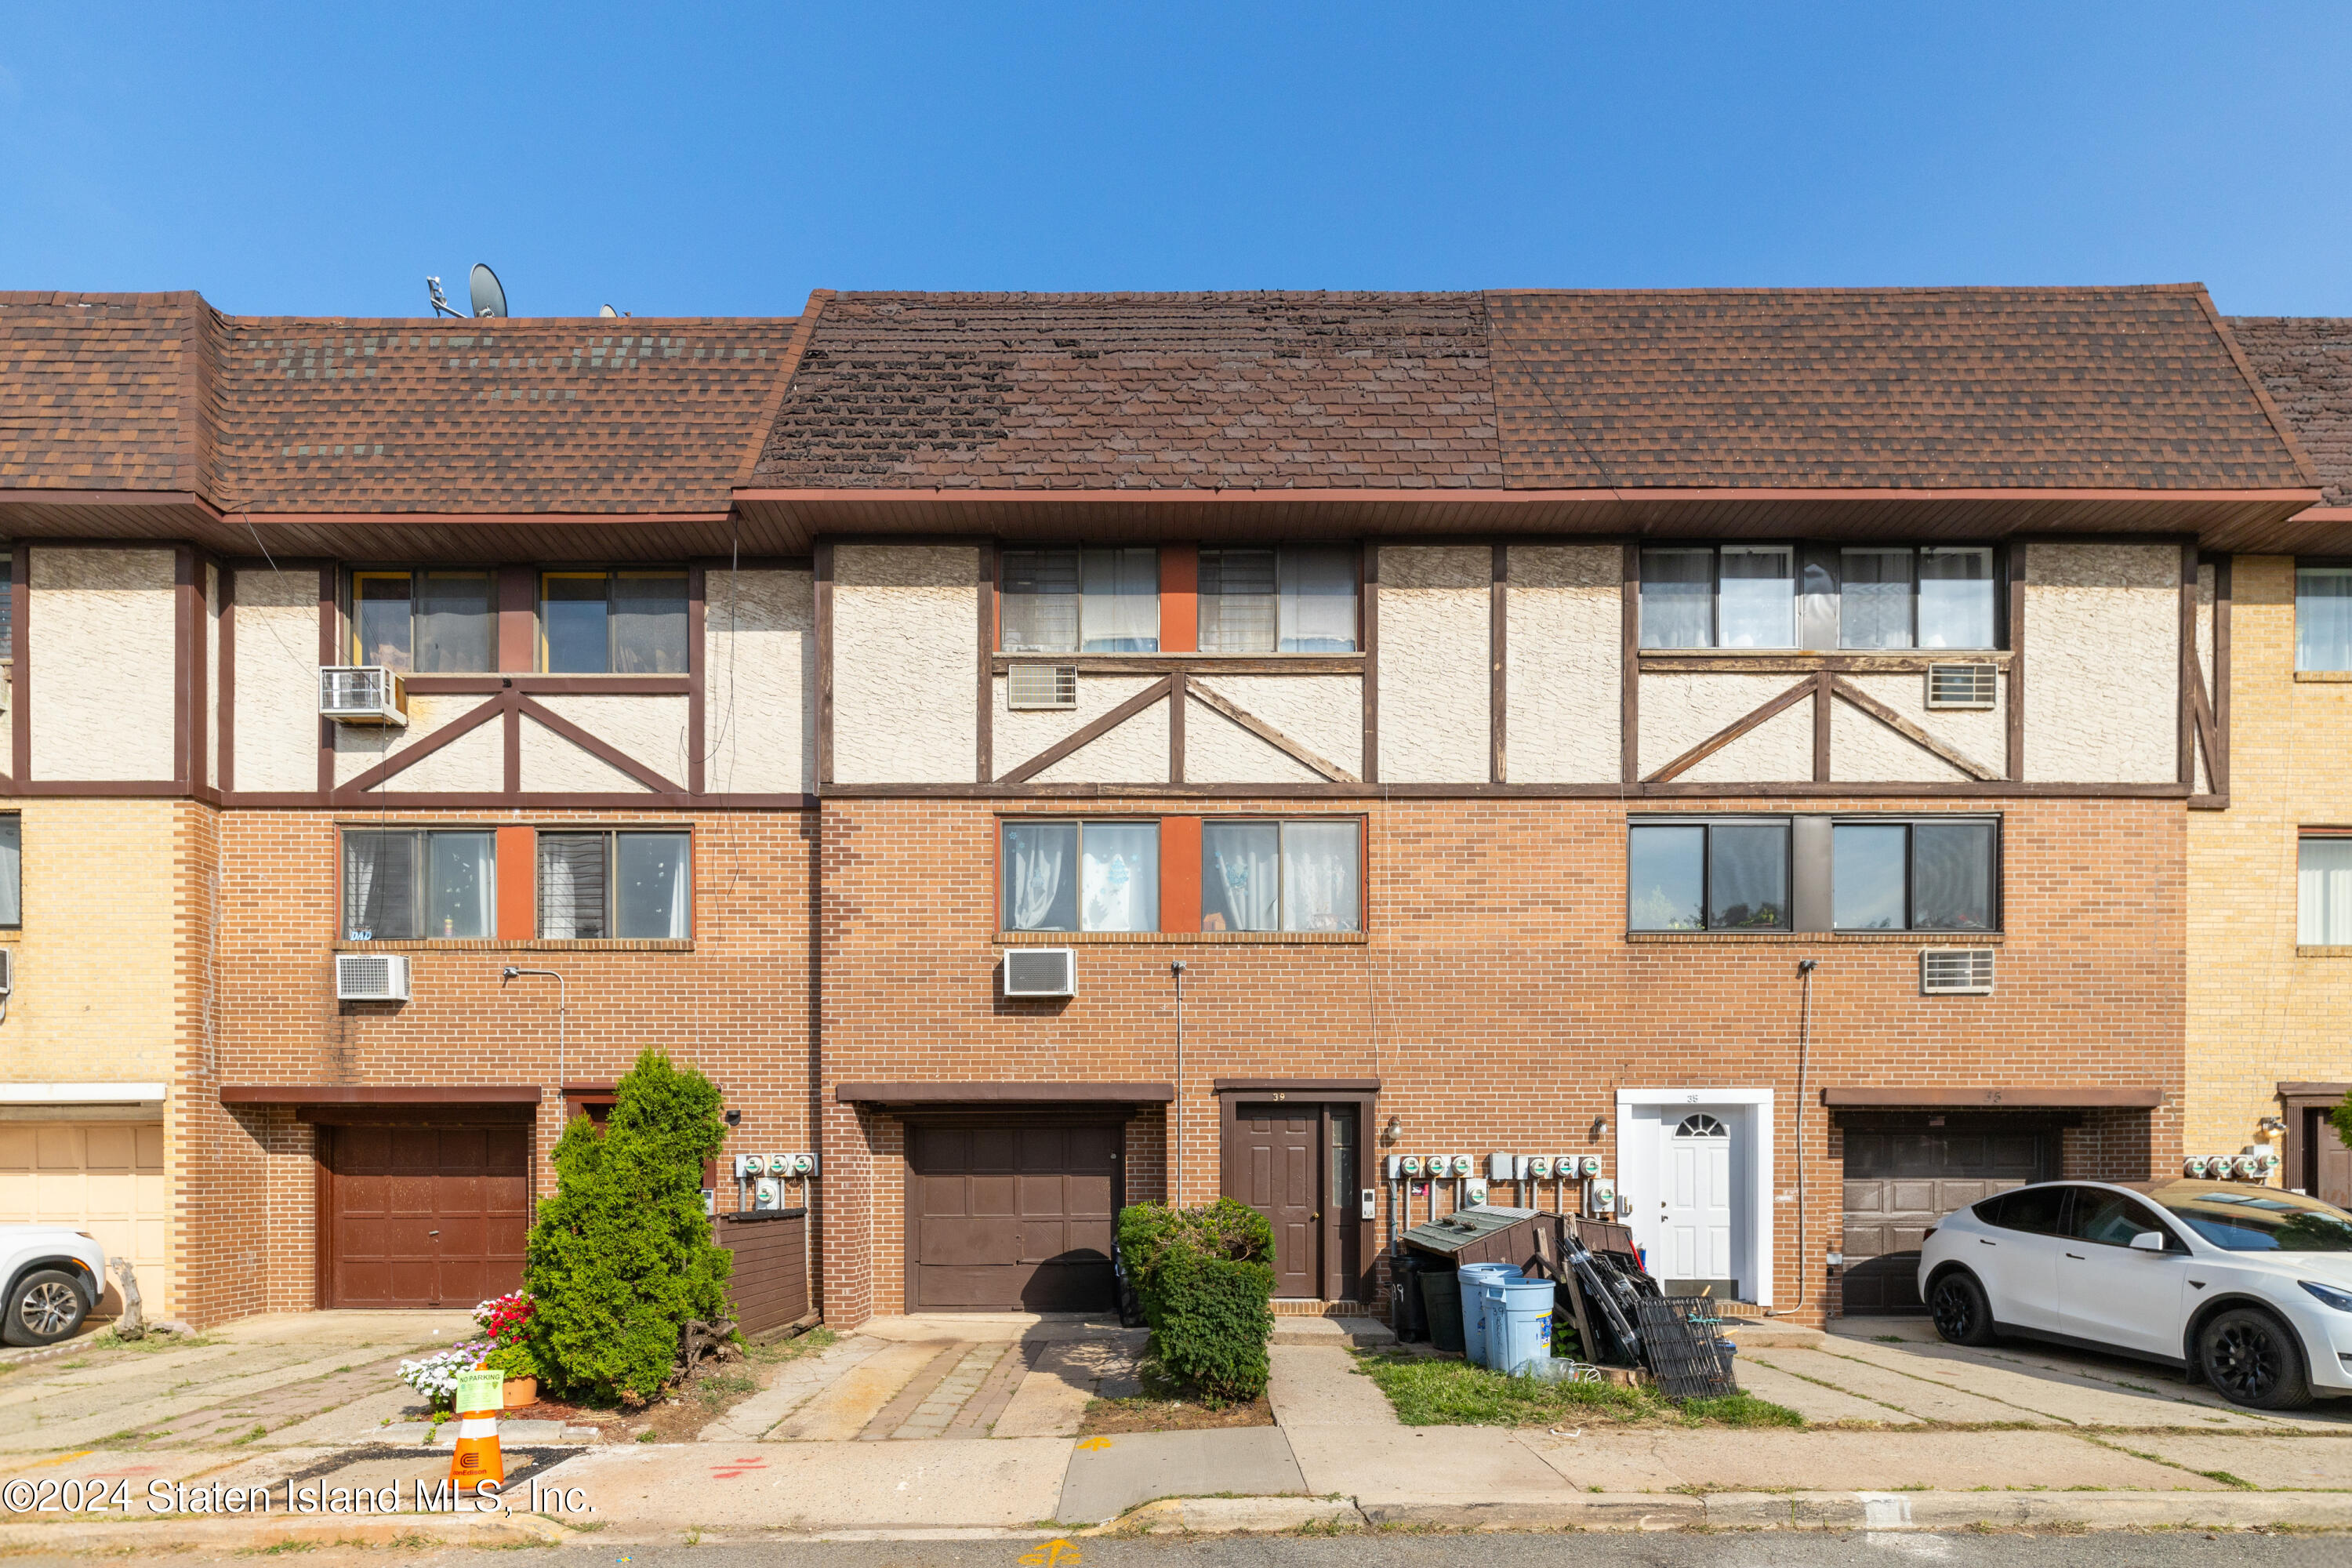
[
  {"x1": 1329, "y1": 1491, "x2": 2352, "y2": 1534},
  {"x1": 0, "y1": 1512, "x2": 570, "y2": 1552},
  {"x1": 1086, "y1": 1497, "x2": 1366, "y2": 1535}
]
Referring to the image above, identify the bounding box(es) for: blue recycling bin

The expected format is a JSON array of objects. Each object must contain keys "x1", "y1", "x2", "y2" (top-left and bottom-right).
[
  {"x1": 1485, "y1": 1276, "x2": 1559, "y2": 1375},
  {"x1": 1456, "y1": 1263, "x2": 1521, "y2": 1367}
]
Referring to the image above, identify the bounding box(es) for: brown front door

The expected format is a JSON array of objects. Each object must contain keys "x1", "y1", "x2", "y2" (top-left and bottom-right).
[
  {"x1": 2310, "y1": 1107, "x2": 2352, "y2": 1208},
  {"x1": 1234, "y1": 1105, "x2": 1320, "y2": 1298},
  {"x1": 322, "y1": 1123, "x2": 529, "y2": 1308},
  {"x1": 906, "y1": 1122, "x2": 1120, "y2": 1312}
]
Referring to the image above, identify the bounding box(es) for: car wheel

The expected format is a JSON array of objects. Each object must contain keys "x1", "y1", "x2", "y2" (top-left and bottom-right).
[
  {"x1": 2198, "y1": 1307, "x2": 2314, "y2": 1410},
  {"x1": 1928, "y1": 1271, "x2": 2000, "y2": 1347},
  {"x1": 2, "y1": 1270, "x2": 89, "y2": 1348}
]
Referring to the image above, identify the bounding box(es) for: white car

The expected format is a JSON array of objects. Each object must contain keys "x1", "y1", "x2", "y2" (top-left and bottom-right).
[
  {"x1": 1918, "y1": 1178, "x2": 2352, "y2": 1410},
  {"x1": 0, "y1": 1227, "x2": 107, "y2": 1348}
]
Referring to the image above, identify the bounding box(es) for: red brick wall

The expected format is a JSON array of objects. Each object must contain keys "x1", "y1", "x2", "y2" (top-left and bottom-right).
[{"x1": 817, "y1": 795, "x2": 2185, "y2": 1328}]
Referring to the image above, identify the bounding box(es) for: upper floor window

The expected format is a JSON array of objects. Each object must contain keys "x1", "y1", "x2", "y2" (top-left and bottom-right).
[
  {"x1": 1628, "y1": 818, "x2": 1790, "y2": 931},
  {"x1": 351, "y1": 569, "x2": 495, "y2": 672},
  {"x1": 539, "y1": 830, "x2": 691, "y2": 938},
  {"x1": 1001, "y1": 549, "x2": 1158, "y2": 653},
  {"x1": 0, "y1": 815, "x2": 19, "y2": 930},
  {"x1": 1199, "y1": 546, "x2": 1356, "y2": 653},
  {"x1": 1628, "y1": 813, "x2": 1998, "y2": 933},
  {"x1": 1640, "y1": 544, "x2": 1995, "y2": 652},
  {"x1": 2300, "y1": 833, "x2": 2352, "y2": 945},
  {"x1": 542, "y1": 570, "x2": 689, "y2": 673},
  {"x1": 1832, "y1": 818, "x2": 1997, "y2": 932},
  {"x1": 2297, "y1": 563, "x2": 2352, "y2": 672},
  {"x1": 343, "y1": 828, "x2": 495, "y2": 940},
  {"x1": 1202, "y1": 818, "x2": 1361, "y2": 933},
  {"x1": 1003, "y1": 819, "x2": 1159, "y2": 932}
]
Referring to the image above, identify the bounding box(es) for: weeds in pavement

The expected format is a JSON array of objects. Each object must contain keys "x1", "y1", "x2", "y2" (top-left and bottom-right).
[
  {"x1": 1352, "y1": 1351, "x2": 1802, "y2": 1429},
  {"x1": 257, "y1": 1541, "x2": 319, "y2": 1555}
]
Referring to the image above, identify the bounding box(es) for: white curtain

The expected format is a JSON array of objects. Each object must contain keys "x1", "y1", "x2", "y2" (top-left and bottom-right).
[
  {"x1": 1277, "y1": 546, "x2": 1358, "y2": 652},
  {"x1": 1080, "y1": 823, "x2": 1158, "y2": 932},
  {"x1": 1004, "y1": 822, "x2": 1076, "y2": 931},
  {"x1": 0, "y1": 817, "x2": 21, "y2": 927},
  {"x1": 1719, "y1": 546, "x2": 1795, "y2": 648},
  {"x1": 2299, "y1": 568, "x2": 2352, "y2": 673},
  {"x1": 1640, "y1": 549, "x2": 1713, "y2": 648},
  {"x1": 2299, "y1": 837, "x2": 2352, "y2": 946},
  {"x1": 342, "y1": 836, "x2": 377, "y2": 939},
  {"x1": 1919, "y1": 547, "x2": 1995, "y2": 649},
  {"x1": 1199, "y1": 550, "x2": 1276, "y2": 652},
  {"x1": 1281, "y1": 821, "x2": 1361, "y2": 933},
  {"x1": 1203, "y1": 822, "x2": 1280, "y2": 932},
  {"x1": 1081, "y1": 548, "x2": 1159, "y2": 652},
  {"x1": 1839, "y1": 548, "x2": 1913, "y2": 649}
]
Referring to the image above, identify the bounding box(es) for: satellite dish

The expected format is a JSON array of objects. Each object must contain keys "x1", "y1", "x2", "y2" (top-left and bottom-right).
[
  {"x1": 598, "y1": 304, "x2": 618, "y2": 318},
  {"x1": 468, "y1": 263, "x2": 507, "y2": 318}
]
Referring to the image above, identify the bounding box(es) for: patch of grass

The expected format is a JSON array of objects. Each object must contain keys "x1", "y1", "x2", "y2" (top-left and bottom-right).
[
  {"x1": 1352, "y1": 1352, "x2": 1802, "y2": 1430},
  {"x1": 230, "y1": 1424, "x2": 269, "y2": 1445},
  {"x1": 2198, "y1": 1470, "x2": 2255, "y2": 1490},
  {"x1": 1872, "y1": 1335, "x2": 1904, "y2": 1343},
  {"x1": 636, "y1": 1428, "x2": 658, "y2": 1443},
  {"x1": 744, "y1": 1326, "x2": 836, "y2": 1366},
  {"x1": 258, "y1": 1541, "x2": 318, "y2": 1555},
  {"x1": 691, "y1": 1373, "x2": 757, "y2": 1406}
]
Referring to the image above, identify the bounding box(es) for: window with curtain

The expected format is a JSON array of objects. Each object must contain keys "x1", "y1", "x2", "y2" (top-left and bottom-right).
[
  {"x1": 1198, "y1": 546, "x2": 1357, "y2": 653},
  {"x1": 542, "y1": 569, "x2": 689, "y2": 673},
  {"x1": 0, "y1": 815, "x2": 19, "y2": 929},
  {"x1": 1831, "y1": 818, "x2": 1997, "y2": 932},
  {"x1": 1627, "y1": 818, "x2": 1790, "y2": 931},
  {"x1": 1000, "y1": 819, "x2": 1159, "y2": 932},
  {"x1": 341, "y1": 829, "x2": 495, "y2": 939},
  {"x1": 1642, "y1": 544, "x2": 1995, "y2": 650},
  {"x1": 999, "y1": 548, "x2": 1159, "y2": 652},
  {"x1": 350, "y1": 570, "x2": 495, "y2": 672},
  {"x1": 2297, "y1": 564, "x2": 2352, "y2": 673},
  {"x1": 537, "y1": 830, "x2": 691, "y2": 939},
  {"x1": 2299, "y1": 835, "x2": 2352, "y2": 945},
  {"x1": 1201, "y1": 818, "x2": 1362, "y2": 932}
]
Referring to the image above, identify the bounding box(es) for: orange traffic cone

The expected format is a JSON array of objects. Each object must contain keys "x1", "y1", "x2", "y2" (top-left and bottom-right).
[{"x1": 449, "y1": 1367, "x2": 506, "y2": 1495}]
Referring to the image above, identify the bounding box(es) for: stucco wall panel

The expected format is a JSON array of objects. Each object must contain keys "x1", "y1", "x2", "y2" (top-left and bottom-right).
[
  {"x1": 996, "y1": 675, "x2": 1158, "y2": 779},
  {"x1": 1830, "y1": 699, "x2": 1972, "y2": 783},
  {"x1": 30, "y1": 546, "x2": 175, "y2": 781},
  {"x1": 1506, "y1": 544, "x2": 1619, "y2": 783},
  {"x1": 833, "y1": 546, "x2": 976, "y2": 785},
  {"x1": 1034, "y1": 699, "x2": 1170, "y2": 785},
  {"x1": 1676, "y1": 697, "x2": 1814, "y2": 783},
  {"x1": 332, "y1": 694, "x2": 497, "y2": 787},
  {"x1": 2023, "y1": 543, "x2": 2177, "y2": 784},
  {"x1": 230, "y1": 567, "x2": 322, "y2": 793},
  {"x1": 1378, "y1": 546, "x2": 1488, "y2": 782},
  {"x1": 1638, "y1": 672, "x2": 1809, "y2": 780},
  {"x1": 518, "y1": 717, "x2": 650, "y2": 793},
  {"x1": 1182, "y1": 697, "x2": 1324, "y2": 784},
  {"x1": 703, "y1": 568, "x2": 814, "y2": 796},
  {"x1": 1191, "y1": 675, "x2": 1360, "y2": 779},
  {"x1": 1838, "y1": 671, "x2": 2005, "y2": 782},
  {"x1": 536, "y1": 695, "x2": 691, "y2": 788}
]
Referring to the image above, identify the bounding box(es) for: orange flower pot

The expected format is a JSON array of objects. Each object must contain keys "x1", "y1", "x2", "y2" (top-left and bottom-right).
[{"x1": 502, "y1": 1376, "x2": 538, "y2": 1409}]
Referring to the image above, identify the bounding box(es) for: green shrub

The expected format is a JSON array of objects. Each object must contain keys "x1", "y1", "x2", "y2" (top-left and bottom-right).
[
  {"x1": 1118, "y1": 1198, "x2": 1275, "y2": 1403},
  {"x1": 484, "y1": 1341, "x2": 539, "y2": 1381},
  {"x1": 524, "y1": 1049, "x2": 732, "y2": 1403}
]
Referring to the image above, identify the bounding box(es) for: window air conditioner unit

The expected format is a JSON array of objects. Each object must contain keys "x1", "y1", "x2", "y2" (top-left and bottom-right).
[
  {"x1": 1007, "y1": 664, "x2": 1078, "y2": 711},
  {"x1": 1003, "y1": 946, "x2": 1075, "y2": 998},
  {"x1": 320, "y1": 666, "x2": 409, "y2": 726},
  {"x1": 1920, "y1": 948, "x2": 1994, "y2": 996},
  {"x1": 336, "y1": 953, "x2": 411, "y2": 1002},
  {"x1": 1926, "y1": 663, "x2": 1998, "y2": 710}
]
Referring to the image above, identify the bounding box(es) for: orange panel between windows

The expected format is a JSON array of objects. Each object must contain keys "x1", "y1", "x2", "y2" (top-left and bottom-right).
[
  {"x1": 496, "y1": 826, "x2": 536, "y2": 939},
  {"x1": 1161, "y1": 815, "x2": 1202, "y2": 932},
  {"x1": 1160, "y1": 545, "x2": 1197, "y2": 654}
]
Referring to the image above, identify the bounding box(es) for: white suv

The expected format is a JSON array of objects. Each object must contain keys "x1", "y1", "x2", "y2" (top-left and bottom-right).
[
  {"x1": 0, "y1": 1227, "x2": 107, "y2": 1347},
  {"x1": 1918, "y1": 1179, "x2": 2352, "y2": 1409}
]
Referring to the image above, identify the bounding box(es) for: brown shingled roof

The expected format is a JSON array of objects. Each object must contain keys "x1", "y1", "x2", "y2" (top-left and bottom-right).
[
  {"x1": 0, "y1": 292, "x2": 217, "y2": 495},
  {"x1": 2223, "y1": 316, "x2": 2352, "y2": 508},
  {"x1": 751, "y1": 291, "x2": 1501, "y2": 490}
]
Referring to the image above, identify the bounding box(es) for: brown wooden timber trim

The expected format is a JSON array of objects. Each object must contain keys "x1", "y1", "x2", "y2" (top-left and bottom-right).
[
  {"x1": 315, "y1": 564, "x2": 337, "y2": 793},
  {"x1": 987, "y1": 654, "x2": 1363, "y2": 676},
  {"x1": 1361, "y1": 543, "x2": 1379, "y2": 785},
  {"x1": 1639, "y1": 650, "x2": 2015, "y2": 674},
  {"x1": 2178, "y1": 543, "x2": 2199, "y2": 788},
  {"x1": 815, "y1": 541, "x2": 834, "y2": 788},
  {"x1": 1828, "y1": 676, "x2": 2002, "y2": 782},
  {"x1": 220, "y1": 790, "x2": 817, "y2": 810},
  {"x1": 1645, "y1": 677, "x2": 1815, "y2": 784},
  {"x1": 1819, "y1": 1085, "x2": 2163, "y2": 1109},
  {"x1": 2006, "y1": 550, "x2": 2027, "y2": 781},
  {"x1": 1490, "y1": 542, "x2": 1507, "y2": 784},
  {"x1": 996, "y1": 676, "x2": 1174, "y2": 786},
  {"x1": 1620, "y1": 543, "x2": 1640, "y2": 786},
  {"x1": 1168, "y1": 670, "x2": 1187, "y2": 785},
  {"x1": 688, "y1": 563, "x2": 707, "y2": 797},
  {"x1": 336, "y1": 691, "x2": 506, "y2": 795},
  {"x1": 2212, "y1": 554, "x2": 2232, "y2": 799},
  {"x1": 218, "y1": 564, "x2": 236, "y2": 792},
  {"x1": 1810, "y1": 670, "x2": 1831, "y2": 782},
  {"x1": 825, "y1": 779, "x2": 2190, "y2": 800},
  {"x1": 1213, "y1": 1078, "x2": 1382, "y2": 1093},
  {"x1": 1, "y1": 780, "x2": 222, "y2": 800},
  {"x1": 402, "y1": 676, "x2": 691, "y2": 695},
  {"x1": 834, "y1": 1081, "x2": 1175, "y2": 1105},
  {"x1": 516, "y1": 693, "x2": 684, "y2": 794},
  {"x1": 1638, "y1": 779, "x2": 2189, "y2": 800},
  {"x1": 1185, "y1": 677, "x2": 1359, "y2": 782},
  {"x1": 9, "y1": 541, "x2": 27, "y2": 783},
  {"x1": 976, "y1": 539, "x2": 994, "y2": 784},
  {"x1": 2188, "y1": 657, "x2": 2220, "y2": 800},
  {"x1": 173, "y1": 546, "x2": 194, "y2": 789},
  {"x1": 221, "y1": 1084, "x2": 543, "y2": 1105}
]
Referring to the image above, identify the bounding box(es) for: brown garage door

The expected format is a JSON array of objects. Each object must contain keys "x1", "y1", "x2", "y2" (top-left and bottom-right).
[
  {"x1": 907, "y1": 1122, "x2": 1119, "y2": 1312},
  {"x1": 1842, "y1": 1120, "x2": 2052, "y2": 1314},
  {"x1": 322, "y1": 1123, "x2": 530, "y2": 1308}
]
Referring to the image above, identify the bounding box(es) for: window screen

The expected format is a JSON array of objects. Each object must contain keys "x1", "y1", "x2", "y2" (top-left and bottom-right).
[
  {"x1": 1201, "y1": 819, "x2": 1361, "y2": 932},
  {"x1": 537, "y1": 833, "x2": 608, "y2": 938},
  {"x1": 342, "y1": 829, "x2": 493, "y2": 940},
  {"x1": 2298, "y1": 564, "x2": 2352, "y2": 673}
]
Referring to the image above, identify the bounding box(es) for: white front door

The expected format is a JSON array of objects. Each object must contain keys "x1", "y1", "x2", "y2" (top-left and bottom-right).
[{"x1": 1660, "y1": 1111, "x2": 1736, "y2": 1289}]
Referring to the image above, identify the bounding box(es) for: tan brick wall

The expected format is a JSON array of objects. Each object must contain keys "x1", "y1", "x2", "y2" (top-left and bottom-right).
[
  {"x1": 818, "y1": 794, "x2": 2185, "y2": 1329},
  {"x1": 2186, "y1": 555, "x2": 2352, "y2": 1174}
]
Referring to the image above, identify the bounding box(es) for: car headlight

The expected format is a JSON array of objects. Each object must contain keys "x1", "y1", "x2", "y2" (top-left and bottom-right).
[{"x1": 2300, "y1": 1281, "x2": 2352, "y2": 1314}]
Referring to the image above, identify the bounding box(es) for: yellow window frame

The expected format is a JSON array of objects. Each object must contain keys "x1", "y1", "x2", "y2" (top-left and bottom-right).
[
  {"x1": 350, "y1": 571, "x2": 415, "y2": 666},
  {"x1": 539, "y1": 570, "x2": 609, "y2": 671}
]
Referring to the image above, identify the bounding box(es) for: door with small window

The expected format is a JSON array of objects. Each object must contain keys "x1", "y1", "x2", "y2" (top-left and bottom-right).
[
  {"x1": 1225, "y1": 1102, "x2": 1360, "y2": 1301},
  {"x1": 1660, "y1": 1112, "x2": 1737, "y2": 1298}
]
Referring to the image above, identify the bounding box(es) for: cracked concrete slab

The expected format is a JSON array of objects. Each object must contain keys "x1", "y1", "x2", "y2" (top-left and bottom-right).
[{"x1": 1055, "y1": 1426, "x2": 1305, "y2": 1525}]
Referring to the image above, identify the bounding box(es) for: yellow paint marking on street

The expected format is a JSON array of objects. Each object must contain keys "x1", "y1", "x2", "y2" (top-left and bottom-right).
[
  {"x1": 1073, "y1": 1436, "x2": 1112, "y2": 1451},
  {"x1": 20, "y1": 1451, "x2": 94, "y2": 1470},
  {"x1": 1020, "y1": 1540, "x2": 1081, "y2": 1567}
]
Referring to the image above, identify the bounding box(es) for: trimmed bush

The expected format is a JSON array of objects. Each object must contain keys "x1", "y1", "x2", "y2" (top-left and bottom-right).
[
  {"x1": 524, "y1": 1049, "x2": 733, "y2": 1403},
  {"x1": 1117, "y1": 1198, "x2": 1276, "y2": 1403}
]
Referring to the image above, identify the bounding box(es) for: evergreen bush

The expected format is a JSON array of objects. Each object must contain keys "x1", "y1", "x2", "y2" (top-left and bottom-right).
[
  {"x1": 1116, "y1": 1197, "x2": 1276, "y2": 1403},
  {"x1": 523, "y1": 1049, "x2": 732, "y2": 1403}
]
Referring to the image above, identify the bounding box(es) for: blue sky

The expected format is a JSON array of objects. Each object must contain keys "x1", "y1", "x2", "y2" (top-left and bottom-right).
[{"x1": 3, "y1": 3, "x2": 2348, "y2": 318}]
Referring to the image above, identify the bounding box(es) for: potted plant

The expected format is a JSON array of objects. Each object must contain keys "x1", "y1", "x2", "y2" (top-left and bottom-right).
[
  {"x1": 473, "y1": 1291, "x2": 539, "y2": 1407},
  {"x1": 397, "y1": 1341, "x2": 491, "y2": 1411}
]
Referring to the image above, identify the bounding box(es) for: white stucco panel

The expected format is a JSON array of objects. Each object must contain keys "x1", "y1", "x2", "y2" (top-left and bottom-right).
[
  {"x1": 1377, "y1": 545, "x2": 1489, "y2": 782},
  {"x1": 518, "y1": 715, "x2": 651, "y2": 794},
  {"x1": 1830, "y1": 698, "x2": 1971, "y2": 783},
  {"x1": 703, "y1": 568, "x2": 814, "y2": 797},
  {"x1": 1639, "y1": 672, "x2": 1811, "y2": 780},
  {"x1": 1191, "y1": 675, "x2": 1360, "y2": 779},
  {"x1": 1033, "y1": 696, "x2": 1171, "y2": 785},
  {"x1": 535, "y1": 695, "x2": 691, "y2": 789},
  {"x1": 2022, "y1": 543, "x2": 2177, "y2": 784},
  {"x1": 1182, "y1": 695, "x2": 1325, "y2": 784},
  {"x1": 332, "y1": 694, "x2": 500, "y2": 787},
  {"x1": 359, "y1": 711, "x2": 505, "y2": 794},
  {"x1": 833, "y1": 545, "x2": 977, "y2": 785},
  {"x1": 232, "y1": 565, "x2": 325, "y2": 793},
  {"x1": 1506, "y1": 544, "x2": 1620, "y2": 782},
  {"x1": 1835, "y1": 671, "x2": 2005, "y2": 782},
  {"x1": 1676, "y1": 696, "x2": 1814, "y2": 783},
  {"x1": 30, "y1": 546, "x2": 175, "y2": 782},
  {"x1": 996, "y1": 674, "x2": 1157, "y2": 778}
]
